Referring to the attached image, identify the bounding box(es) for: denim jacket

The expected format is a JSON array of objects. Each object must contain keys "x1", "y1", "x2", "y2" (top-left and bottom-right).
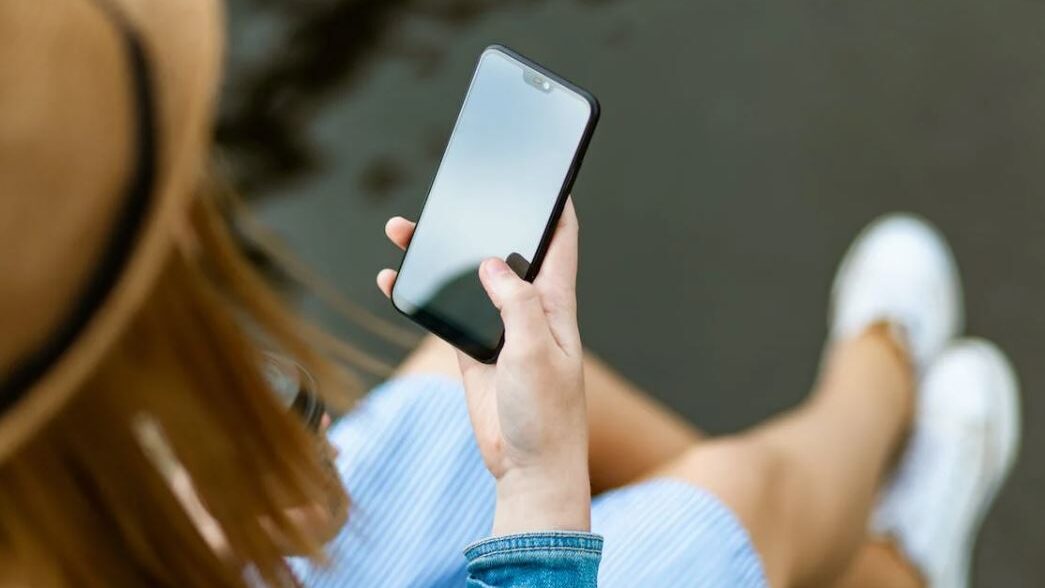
[{"x1": 464, "y1": 532, "x2": 603, "y2": 587}]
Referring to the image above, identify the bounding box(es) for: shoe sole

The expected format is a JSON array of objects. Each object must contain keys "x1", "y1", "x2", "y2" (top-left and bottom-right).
[{"x1": 944, "y1": 339, "x2": 1021, "y2": 588}]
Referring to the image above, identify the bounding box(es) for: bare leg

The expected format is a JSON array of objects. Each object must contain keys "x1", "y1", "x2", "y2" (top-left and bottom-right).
[
  {"x1": 833, "y1": 542, "x2": 923, "y2": 588},
  {"x1": 651, "y1": 325, "x2": 921, "y2": 587},
  {"x1": 395, "y1": 333, "x2": 923, "y2": 587},
  {"x1": 395, "y1": 335, "x2": 703, "y2": 493}
]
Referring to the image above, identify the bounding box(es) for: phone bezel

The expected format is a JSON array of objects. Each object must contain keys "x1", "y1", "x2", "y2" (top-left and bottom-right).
[{"x1": 390, "y1": 44, "x2": 601, "y2": 363}]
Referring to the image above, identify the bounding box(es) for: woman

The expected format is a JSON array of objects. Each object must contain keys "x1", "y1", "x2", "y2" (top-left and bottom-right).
[{"x1": 0, "y1": 1, "x2": 1020, "y2": 587}]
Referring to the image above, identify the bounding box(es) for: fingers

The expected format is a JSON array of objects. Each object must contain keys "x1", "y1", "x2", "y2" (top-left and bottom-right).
[
  {"x1": 535, "y1": 198, "x2": 579, "y2": 303},
  {"x1": 479, "y1": 257, "x2": 554, "y2": 354},
  {"x1": 379, "y1": 208, "x2": 579, "y2": 355},
  {"x1": 531, "y1": 198, "x2": 580, "y2": 351},
  {"x1": 385, "y1": 216, "x2": 416, "y2": 251},
  {"x1": 539, "y1": 198, "x2": 579, "y2": 284},
  {"x1": 376, "y1": 268, "x2": 397, "y2": 298},
  {"x1": 378, "y1": 215, "x2": 414, "y2": 298}
]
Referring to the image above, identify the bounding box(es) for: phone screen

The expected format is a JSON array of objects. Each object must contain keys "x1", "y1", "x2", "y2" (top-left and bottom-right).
[{"x1": 392, "y1": 46, "x2": 598, "y2": 361}]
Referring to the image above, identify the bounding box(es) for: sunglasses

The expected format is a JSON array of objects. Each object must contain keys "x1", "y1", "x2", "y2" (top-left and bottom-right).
[{"x1": 0, "y1": 0, "x2": 157, "y2": 410}]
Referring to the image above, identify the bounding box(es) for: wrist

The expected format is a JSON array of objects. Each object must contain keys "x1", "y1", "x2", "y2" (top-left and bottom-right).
[{"x1": 492, "y1": 464, "x2": 591, "y2": 536}]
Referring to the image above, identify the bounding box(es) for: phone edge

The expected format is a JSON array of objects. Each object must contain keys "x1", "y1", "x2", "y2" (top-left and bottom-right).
[{"x1": 391, "y1": 44, "x2": 601, "y2": 364}]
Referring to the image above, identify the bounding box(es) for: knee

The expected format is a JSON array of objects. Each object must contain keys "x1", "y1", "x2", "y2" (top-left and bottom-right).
[
  {"x1": 662, "y1": 437, "x2": 792, "y2": 521},
  {"x1": 658, "y1": 437, "x2": 800, "y2": 586}
]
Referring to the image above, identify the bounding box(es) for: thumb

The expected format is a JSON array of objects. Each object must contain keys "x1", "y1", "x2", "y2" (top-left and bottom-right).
[{"x1": 479, "y1": 257, "x2": 553, "y2": 353}]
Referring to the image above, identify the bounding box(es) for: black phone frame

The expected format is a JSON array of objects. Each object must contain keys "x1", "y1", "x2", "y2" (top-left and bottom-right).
[{"x1": 390, "y1": 44, "x2": 601, "y2": 363}]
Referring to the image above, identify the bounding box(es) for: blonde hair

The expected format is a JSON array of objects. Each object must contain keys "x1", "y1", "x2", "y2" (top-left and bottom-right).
[{"x1": 0, "y1": 187, "x2": 378, "y2": 587}]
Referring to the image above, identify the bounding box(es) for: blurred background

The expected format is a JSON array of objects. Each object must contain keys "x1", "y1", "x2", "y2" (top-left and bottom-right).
[{"x1": 220, "y1": 0, "x2": 1045, "y2": 583}]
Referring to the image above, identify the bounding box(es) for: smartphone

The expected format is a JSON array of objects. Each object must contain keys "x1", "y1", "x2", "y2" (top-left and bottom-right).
[{"x1": 391, "y1": 45, "x2": 600, "y2": 363}]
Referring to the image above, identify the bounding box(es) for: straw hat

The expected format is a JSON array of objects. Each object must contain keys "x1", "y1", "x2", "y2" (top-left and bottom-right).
[{"x1": 0, "y1": 0, "x2": 223, "y2": 460}]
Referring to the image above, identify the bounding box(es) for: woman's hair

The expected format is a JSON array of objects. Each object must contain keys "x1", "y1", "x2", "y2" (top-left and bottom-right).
[{"x1": 0, "y1": 187, "x2": 371, "y2": 587}]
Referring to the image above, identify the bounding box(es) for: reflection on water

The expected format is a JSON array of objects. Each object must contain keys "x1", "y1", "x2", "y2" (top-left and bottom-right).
[{"x1": 220, "y1": 0, "x2": 620, "y2": 198}]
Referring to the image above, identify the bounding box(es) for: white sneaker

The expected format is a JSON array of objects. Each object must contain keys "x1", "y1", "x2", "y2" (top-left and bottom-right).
[
  {"x1": 871, "y1": 339, "x2": 1022, "y2": 588},
  {"x1": 829, "y1": 214, "x2": 963, "y2": 373}
]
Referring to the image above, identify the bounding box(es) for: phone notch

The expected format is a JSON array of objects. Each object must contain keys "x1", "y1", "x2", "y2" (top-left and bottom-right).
[{"x1": 524, "y1": 69, "x2": 553, "y2": 93}]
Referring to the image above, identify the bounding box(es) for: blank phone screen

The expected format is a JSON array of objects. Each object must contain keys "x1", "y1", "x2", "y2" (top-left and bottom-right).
[{"x1": 392, "y1": 47, "x2": 596, "y2": 361}]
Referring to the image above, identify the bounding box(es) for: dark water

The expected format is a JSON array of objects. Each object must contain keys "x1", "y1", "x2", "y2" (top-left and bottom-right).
[{"x1": 225, "y1": 0, "x2": 1045, "y2": 583}]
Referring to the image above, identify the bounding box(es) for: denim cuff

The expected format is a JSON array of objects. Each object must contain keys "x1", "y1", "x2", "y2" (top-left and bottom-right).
[
  {"x1": 465, "y1": 532, "x2": 603, "y2": 587},
  {"x1": 464, "y1": 531, "x2": 604, "y2": 560}
]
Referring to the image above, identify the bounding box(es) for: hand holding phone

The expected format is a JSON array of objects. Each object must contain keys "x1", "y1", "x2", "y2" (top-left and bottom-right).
[{"x1": 378, "y1": 199, "x2": 591, "y2": 535}]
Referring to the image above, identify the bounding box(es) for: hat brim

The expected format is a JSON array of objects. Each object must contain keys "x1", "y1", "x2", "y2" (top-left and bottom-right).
[{"x1": 0, "y1": 0, "x2": 224, "y2": 461}]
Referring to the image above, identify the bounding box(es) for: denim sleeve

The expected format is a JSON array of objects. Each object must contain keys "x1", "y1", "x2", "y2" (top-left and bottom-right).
[{"x1": 464, "y1": 532, "x2": 603, "y2": 588}]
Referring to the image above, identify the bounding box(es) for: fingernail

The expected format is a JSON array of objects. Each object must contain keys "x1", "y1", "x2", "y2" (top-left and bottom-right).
[{"x1": 482, "y1": 258, "x2": 511, "y2": 278}]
